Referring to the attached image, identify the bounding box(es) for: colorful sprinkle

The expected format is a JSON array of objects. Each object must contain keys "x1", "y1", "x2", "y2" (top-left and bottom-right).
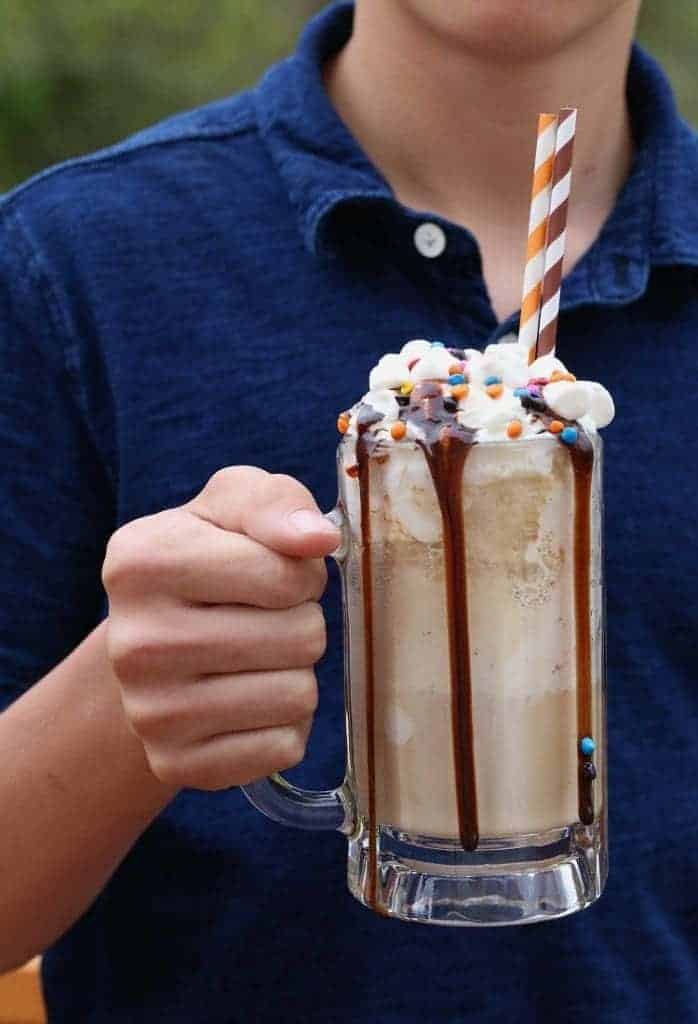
[
  {"x1": 390, "y1": 421, "x2": 407, "y2": 441},
  {"x1": 451, "y1": 384, "x2": 469, "y2": 401},
  {"x1": 448, "y1": 363, "x2": 463, "y2": 375},
  {"x1": 506, "y1": 420, "x2": 523, "y2": 439},
  {"x1": 560, "y1": 426, "x2": 578, "y2": 445},
  {"x1": 337, "y1": 414, "x2": 349, "y2": 435},
  {"x1": 527, "y1": 384, "x2": 542, "y2": 398},
  {"x1": 551, "y1": 370, "x2": 577, "y2": 383},
  {"x1": 400, "y1": 380, "x2": 414, "y2": 396},
  {"x1": 527, "y1": 377, "x2": 549, "y2": 387},
  {"x1": 513, "y1": 387, "x2": 529, "y2": 398},
  {"x1": 486, "y1": 383, "x2": 503, "y2": 399},
  {"x1": 431, "y1": 341, "x2": 445, "y2": 348},
  {"x1": 407, "y1": 358, "x2": 420, "y2": 371},
  {"x1": 448, "y1": 373, "x2": 466, "y2": 386},
  {"x1": 548, "y1": 420, "x2": 564, "y2": 434},
  {"x1": 580, "y1": 736, "x2": 596, "y2": 756},
  {"x1": 484, "y1": 374, "x2": 502, "y2": 386}
]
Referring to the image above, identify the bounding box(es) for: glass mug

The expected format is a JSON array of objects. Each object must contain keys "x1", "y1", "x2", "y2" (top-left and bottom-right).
[{"x1": 243, "y1": 430, "x2": 607, "y2": 926}]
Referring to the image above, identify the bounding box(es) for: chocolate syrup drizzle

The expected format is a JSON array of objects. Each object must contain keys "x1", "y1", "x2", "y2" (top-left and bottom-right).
[
  {"x1": 351, "y1": 382, "x2": 596, "y2": 910},
  {"x1": 570, "y1": 434, "x2": 595, "y2": 824},
  {"x1": 355, "y1": 405, "x2": 383, "y2": 911},
  {"x1": 408, "y1": 384, "x2": 479, "y2": 852}
]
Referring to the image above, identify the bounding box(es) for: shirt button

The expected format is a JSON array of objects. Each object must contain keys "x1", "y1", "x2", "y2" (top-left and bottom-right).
[{"x1": 414, "y1": 221, "x2": 447, "y2": 259}]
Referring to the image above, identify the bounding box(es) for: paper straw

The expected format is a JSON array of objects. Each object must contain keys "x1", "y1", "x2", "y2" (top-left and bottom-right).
[
  {"x1": 535, "y1": 107, "x2": 577, "y2": 359},
  {"x1": 518, "y1": 113, "x2": 558, "y2": 364}
]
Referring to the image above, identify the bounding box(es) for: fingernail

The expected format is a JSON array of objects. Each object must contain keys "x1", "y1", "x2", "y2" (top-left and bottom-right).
[{"x1": 288, "y1": 509, "x2": 339, "y2": 537}]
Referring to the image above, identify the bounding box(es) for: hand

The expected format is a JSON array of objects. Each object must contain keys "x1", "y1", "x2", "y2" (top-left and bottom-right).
[{"x1": 102, "y1": 467, "x2": 341, "y2": 790}]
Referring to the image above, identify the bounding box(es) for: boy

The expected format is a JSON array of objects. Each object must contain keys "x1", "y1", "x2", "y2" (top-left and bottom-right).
[{"x1": 1, "y1": 2, "x2": 696, "y2": 1020}]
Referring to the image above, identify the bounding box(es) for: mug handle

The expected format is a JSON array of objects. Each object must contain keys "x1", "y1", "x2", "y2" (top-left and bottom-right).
[{"x1": 240, "y1": 506, "x2": 356, "y2": 836}]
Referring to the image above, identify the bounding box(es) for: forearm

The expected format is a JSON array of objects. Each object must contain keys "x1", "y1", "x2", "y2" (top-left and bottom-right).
[{"x1": 0, "y1": 622, "x2": 176, "y2": 972}]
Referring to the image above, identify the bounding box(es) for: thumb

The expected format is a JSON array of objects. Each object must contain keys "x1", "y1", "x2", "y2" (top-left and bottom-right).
[{"x1": 189, "y1": 466, "x2": 341, "y2": 558}]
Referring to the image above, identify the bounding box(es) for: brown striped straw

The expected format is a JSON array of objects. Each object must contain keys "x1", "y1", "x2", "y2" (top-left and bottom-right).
[
  {"x1": 518, "y1": 113, "x2": 558, "y2": 365},
  {"x1": 535, "y1": 107, "x2": 578, "y2": 359}
]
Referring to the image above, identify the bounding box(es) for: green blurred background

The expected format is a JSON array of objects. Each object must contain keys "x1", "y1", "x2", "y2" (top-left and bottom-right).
[{"x1": 0, "y1": 1, "x2": 695, "y2": 192}]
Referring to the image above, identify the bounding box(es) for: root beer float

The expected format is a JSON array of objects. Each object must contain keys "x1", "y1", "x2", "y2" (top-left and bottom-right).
[{"x1": 336, "y1": 337, "x2": 614, "y2": 907}]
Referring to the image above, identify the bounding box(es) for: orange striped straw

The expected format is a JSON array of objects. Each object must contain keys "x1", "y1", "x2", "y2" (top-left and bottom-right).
[
  {"x1": 536, "y1": 107, "x2": 578, "y2": 359},
  {"x1": 518, "y1": 113, "x2": 558, "y2": 365}
]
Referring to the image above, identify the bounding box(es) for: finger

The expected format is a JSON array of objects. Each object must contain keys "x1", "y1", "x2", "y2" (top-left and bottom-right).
[
  {"x1": 188, "y1": 466, "x2": 340, "y2": 559},
  {"x1": 109, "y1": 601, "x2": 327, "y2": 681},
  {"x1": 126, "y1": 669, "x2": 319, "y2": 744},
  {"x1": 146, "y1": 719, "x2": 314, "y2": 790},
  {"x1": 121, "y1": 513, "x2": 328, "y2": 608}
]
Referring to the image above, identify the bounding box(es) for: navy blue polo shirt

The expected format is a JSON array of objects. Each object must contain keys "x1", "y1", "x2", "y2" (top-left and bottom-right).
[{"x1": 1, "y1": 3, "x2": 696, "y2": 1021}]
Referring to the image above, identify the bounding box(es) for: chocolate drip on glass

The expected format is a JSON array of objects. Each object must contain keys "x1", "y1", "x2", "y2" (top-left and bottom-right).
[
  {"x1": 409, "y1": 384, "x2": 479, "y2": 852},
  {"x1": 355, "y1": 405, "x2": 383, "y2": 911},
  {"x1": 569, "y1": 433, "x2": 595, "y2": 824}
]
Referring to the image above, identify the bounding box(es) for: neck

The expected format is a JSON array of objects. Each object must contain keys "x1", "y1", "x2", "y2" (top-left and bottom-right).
[{"x1": 325, "y1": 2, "x2": 638, "y2": 320}]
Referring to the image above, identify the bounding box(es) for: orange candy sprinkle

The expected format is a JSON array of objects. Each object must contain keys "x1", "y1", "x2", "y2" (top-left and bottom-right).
[
  {"x1": 548, "y1": 420, "x2": 564, "y2": 434},
  {"x1": 449, "y1": 363, "x2": 464, "y2": 375},
  {"x1": 486, "y1": 383, "x2": 504, "y2": 398},
  {"x1": 507, "y1": 420, "x2": 523, "y2": 439},
  {"x1": 390, "y1": 421, "x2": 407, "y2": 441},
  {"x1": 550, "y1": 370, "x2": 577, "y2": 383},
  {"x1": 337, "y1": 414, "x2": 349, "y2": 435},
  {"x1": 451, "y1": 384, "x2": 469, "y2": 401}
]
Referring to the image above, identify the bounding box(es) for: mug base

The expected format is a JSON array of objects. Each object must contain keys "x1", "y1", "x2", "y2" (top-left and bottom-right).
[{"x1": 347, "y1": 821, "x2": 606, "y2": 926}]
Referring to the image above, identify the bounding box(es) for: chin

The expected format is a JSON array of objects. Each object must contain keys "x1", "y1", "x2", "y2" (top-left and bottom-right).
[{"x1": 398, "y1": 0, "x2": 637, "y2": 60}]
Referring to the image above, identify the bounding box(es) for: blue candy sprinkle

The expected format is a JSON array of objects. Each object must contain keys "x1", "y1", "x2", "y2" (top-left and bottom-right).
[
  {"x1": 448, "y1": 373, "x2": 465, "y2": 385},
  {"x1": 513, "y1": 387, "x2": 528, "y2": 398},
  {"x1": 560, "y1": 426, "x2": 578, "y2": 445},
  {"x1": 431, "y1": 341, "x2": 445, "y2": 348},
  {"x1": 484, "y1": 374, "x2": 502, "y2": 386},
  {"x1": 580, "y1": 736, "x2": 596, "y2": 756}
]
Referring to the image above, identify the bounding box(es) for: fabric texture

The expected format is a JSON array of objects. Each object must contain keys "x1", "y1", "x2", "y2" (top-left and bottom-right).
[{"x1": 0, "y1": 3, "x2": 696, "y2": 1021}]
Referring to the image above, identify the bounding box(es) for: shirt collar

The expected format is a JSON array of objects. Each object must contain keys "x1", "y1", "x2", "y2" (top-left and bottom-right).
[{"x1": 255, "y1": 1, "x2": 698, "y2": 310}]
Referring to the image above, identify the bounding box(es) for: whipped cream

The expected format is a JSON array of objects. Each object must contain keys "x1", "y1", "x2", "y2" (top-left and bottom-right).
[{"x1": 340, "y1": 336, "x2": 615, "y2": 446}]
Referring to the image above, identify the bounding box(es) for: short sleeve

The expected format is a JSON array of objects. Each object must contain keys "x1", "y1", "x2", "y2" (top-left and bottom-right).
[{"x1": 0, "y1": 204, "x2": 114, "y2": 711}]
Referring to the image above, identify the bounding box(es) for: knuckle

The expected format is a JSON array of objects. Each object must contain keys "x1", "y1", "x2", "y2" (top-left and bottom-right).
[
  {"x1": 102, "y1": 522, "x2": 138, "y2": 591},
  {"x1": 144, "y1": 747, "x2": 181, "y2": 786},
  {"x1": 207, "y1": 465, "x2": 268, "y2": 500},
  {"x1": 121, "y1": 692, "x2": 170, "y2": 741},
  {"x1": 102, "y1": 515, "x2": 175, "y2": 595},
  {"x1": 271, "y1": 473, "x2": 311, "y2": 499},
  {"x1": 107, "y1": 621, "x2": 166, "y2": 685}
]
